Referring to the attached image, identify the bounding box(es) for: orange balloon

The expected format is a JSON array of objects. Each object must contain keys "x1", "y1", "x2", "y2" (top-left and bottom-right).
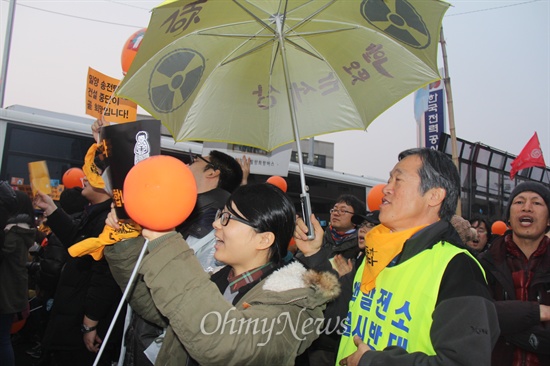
[
  {"x1": 491, "y1": 220, "x2": 508, "y2": 236},
  {"x1": 288, "y1": 237, "x2": 296, "y2": 248},
  {"x1": 10, "y1": 318, "x2": 26, "y2": 335},
  {"x1": 121, "y1": 28, "x2": 146, "y2": 75},
  {"x1": 62, "y1": 168, "x2": 85, "y2": 189},
  {"x1": 123, "y1": 156, "x2": 197, "y2": 231},
  {"x1": 266, "y1": 176, "x2": 287, "y2": 192},
  {"x1": 367, "y1": 184, "x2": 385, "y2": 211}
]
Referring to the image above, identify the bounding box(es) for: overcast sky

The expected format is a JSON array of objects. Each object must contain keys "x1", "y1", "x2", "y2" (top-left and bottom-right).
[{"x1": 1, "y1": 0, "x2": 548, "y2": 181}]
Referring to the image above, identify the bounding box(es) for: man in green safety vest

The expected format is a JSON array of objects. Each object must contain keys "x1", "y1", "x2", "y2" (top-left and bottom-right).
[{"x1": 295, "y1": 148, "x2": 500, "y2": 366}]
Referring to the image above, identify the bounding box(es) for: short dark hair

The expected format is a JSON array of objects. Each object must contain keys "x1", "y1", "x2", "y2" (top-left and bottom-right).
[
  {"x1": 208, "y1": 150, "x2": 243, "y2": 193},
  {"x1": 335, "y1": 194, "x2": 366, "y2": 216},
  {"x1": 226, "y1": 183, "x2": 295, "y2": 264},
  {"x1": 398, "y1": 148, "x2": 460, "y2": 221},
  {"x1": 469, "y1": 215, "x2": 490, "y2": 233},
  {"x1": 60, "y1": 187, "x2": 89, "y2": 215}
]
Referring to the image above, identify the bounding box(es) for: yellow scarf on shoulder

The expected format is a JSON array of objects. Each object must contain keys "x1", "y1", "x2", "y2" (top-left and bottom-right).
[
  {"x1": 68, "y1": 222, "x2": 141, "y2": 260},
  {"x1": 361, "y1": 224, "x2": 428, "y2": 293}
]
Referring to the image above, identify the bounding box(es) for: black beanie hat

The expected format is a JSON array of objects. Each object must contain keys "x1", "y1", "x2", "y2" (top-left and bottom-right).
[{"x1": 506, "y1": 181, "x2": 550, "y2": 220}]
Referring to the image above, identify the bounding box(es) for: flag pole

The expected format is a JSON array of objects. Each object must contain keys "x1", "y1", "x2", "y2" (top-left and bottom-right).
[{"x1": 440, "y1": 27, "x2": 461, "y2": 216}]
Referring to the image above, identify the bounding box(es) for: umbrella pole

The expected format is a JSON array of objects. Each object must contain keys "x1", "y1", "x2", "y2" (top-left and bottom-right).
[{"x1": 275, "y1": 14, "x2": 315, "y2": 239}]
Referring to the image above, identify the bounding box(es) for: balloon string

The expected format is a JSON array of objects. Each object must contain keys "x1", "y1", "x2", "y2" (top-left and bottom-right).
[{"x1": 93, "y1": 238, "x2": 149, "y2": 366}]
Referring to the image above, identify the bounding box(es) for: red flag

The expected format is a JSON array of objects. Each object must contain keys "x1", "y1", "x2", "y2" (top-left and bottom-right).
[{"x1": 510, "y1": 132, "x2": 547, "y2": 179}]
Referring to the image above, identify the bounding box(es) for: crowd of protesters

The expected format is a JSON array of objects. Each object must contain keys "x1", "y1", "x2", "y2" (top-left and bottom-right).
[{"x1": 1, "y1": 121, "x2": 549, "y2": 366}]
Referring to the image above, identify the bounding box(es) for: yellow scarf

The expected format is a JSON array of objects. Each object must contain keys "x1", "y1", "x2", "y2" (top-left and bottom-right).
[
  {"x1": 82, "y1": 143, "x2": 105, "y2": 189},
  {"x1": 360, "y1": 224, "x2": 428, "y2": 293},
  {"x1": 68, "y1": 222, "x2": 141, "y2": 260}
]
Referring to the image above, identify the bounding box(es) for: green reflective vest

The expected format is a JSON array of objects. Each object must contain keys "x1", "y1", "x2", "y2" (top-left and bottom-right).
[{"x1": 336, "y1": 242, "x2": 482, "y2": 364}]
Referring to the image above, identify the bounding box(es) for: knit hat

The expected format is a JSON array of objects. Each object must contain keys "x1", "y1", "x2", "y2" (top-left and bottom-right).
[
  {"x1": 506, "y1": 181, "x2": 550, "y2": 220},
  {"x1": 351, "y1": 210, "x2": 380, "y2": 226}
]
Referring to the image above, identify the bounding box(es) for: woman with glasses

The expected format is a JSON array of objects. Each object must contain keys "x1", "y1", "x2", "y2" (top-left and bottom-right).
[{"x1": 104, "y1": 183, "x2": 340, "y2": 366}]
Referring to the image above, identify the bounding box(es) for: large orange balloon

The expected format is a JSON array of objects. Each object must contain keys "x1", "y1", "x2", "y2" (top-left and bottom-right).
[
  {"x1": 121, "y1": 28, "x2": 146, "y2": 75},
  {"x1": 266, "y1": 176, "x2": 287, "y2": 192},
  {"x1": 62, "y1": 168, "x2": 85, "y2": 189},
  {"x1": 123, "y1": 156, "x2": 197, "y2": 231},
  {"x1": 367, "y1": 184, "x2": 385, "y2": 211},
  {"x1": 491, "y1": 220, "x2": 508, "y2": 236}
]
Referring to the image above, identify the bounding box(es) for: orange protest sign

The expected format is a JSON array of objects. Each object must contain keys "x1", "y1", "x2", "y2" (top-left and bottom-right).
[
  {"x1": 28, "y1": 160, "x2": 52, "y2": 196},
  {"x1": 85, "y1": 67, "x2": 137, "y2": 123}
]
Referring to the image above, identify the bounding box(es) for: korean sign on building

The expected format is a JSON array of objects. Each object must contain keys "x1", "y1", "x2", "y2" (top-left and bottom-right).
[{"x1": 414, "y1": 80, "x2": 446, "y2": 150}]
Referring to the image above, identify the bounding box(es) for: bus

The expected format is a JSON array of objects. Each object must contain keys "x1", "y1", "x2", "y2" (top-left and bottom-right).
[{"x1": 0, "y1": 105, "x2": 384, "y2": 226}]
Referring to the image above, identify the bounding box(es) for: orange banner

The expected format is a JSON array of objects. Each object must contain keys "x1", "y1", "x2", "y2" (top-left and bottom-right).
[{"x1": 85, "y1": 67, "x2": 137, "y2": 123}]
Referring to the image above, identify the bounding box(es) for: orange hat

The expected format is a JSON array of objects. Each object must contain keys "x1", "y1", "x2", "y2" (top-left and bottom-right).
[{"x1": 82, "y1": 143, "x2": 106, "y2": 189}]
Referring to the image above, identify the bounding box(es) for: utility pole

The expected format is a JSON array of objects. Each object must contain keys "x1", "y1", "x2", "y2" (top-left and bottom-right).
[
  {"x1": 440, "y1": 27, "x2": 461, "y2": 216},
  {"x1": 0, "y1": 0, "x2": 17, "y2": 108}
]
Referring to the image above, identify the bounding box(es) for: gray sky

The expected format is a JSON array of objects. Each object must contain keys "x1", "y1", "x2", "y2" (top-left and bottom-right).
[{"x1": 1, "y1": 0, "x2": 548, "y2": 181}]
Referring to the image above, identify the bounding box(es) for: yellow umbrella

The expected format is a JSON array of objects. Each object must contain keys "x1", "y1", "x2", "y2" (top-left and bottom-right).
[{"x1": 116, "y1": 0, "x2": 450, "y2": 236}]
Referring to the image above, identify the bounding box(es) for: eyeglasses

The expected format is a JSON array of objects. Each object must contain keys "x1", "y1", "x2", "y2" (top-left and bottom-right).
[
  {"x1": 359, "y1": 222, "x2": 376, "y2": 229},
  {"x1": 215, "y1": 209, "x2": 256, "y2": 228},
  {"x1": 475, "y1": 228, "x2": 488, "y2": 235},
  {"x1": 330, "y1": 208, "x2": 354, "y2": 215},
  {"x1": 190, "y1": 154, "x2": 218, "y2": 170}
]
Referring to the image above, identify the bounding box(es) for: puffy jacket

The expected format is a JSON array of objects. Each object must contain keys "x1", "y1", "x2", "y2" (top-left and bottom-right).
[
  {"x1": 0, "y1": 220, "x2": 35, "y2": 314},
  {"x1": 122, "y1": 188, "x2": 231, "y2": 365},
  {"x1": 105, "y1": 232, "x2": 341, "y2": 365}
]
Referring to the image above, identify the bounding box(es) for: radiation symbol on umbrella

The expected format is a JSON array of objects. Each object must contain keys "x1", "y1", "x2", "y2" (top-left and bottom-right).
[
  {"x1": 361, "y1": 0, "x2": 431, "y2": 49},
  {"x1": 148, "y1": 49, "x2": 205, "y2": 113}
]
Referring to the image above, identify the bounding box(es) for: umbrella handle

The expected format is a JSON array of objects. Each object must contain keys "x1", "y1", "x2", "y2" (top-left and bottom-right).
[{"x1": 300, "y1": 193, "x2": 315, "y2": 240}]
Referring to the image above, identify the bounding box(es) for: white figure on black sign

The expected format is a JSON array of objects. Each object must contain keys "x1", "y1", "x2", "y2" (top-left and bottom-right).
[{"x1": 134, "y1": 131, "x2": 150, "y2": 165}]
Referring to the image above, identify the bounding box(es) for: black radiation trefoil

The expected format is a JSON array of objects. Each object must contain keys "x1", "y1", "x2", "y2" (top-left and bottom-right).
[
  {"x1": 361, "y1": 0, "x2": 431, "y2": 49},
  {"x1": 148, "y1": 49, "x2": 205, "y2": 113}
]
